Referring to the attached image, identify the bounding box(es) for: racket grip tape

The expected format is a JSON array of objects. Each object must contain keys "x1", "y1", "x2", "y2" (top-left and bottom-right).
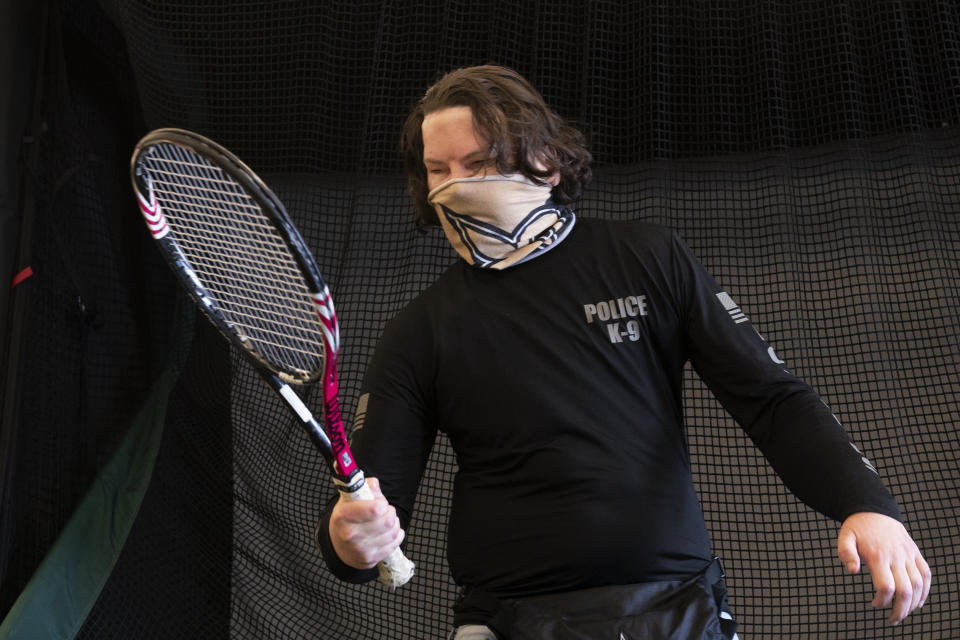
[{"x1": 339, "y1": 474, "x2": 416, "y2": 589}]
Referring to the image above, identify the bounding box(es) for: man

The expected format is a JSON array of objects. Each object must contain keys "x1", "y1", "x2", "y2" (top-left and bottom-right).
[{"x1": 317, "y1": 65, "x2": 931, "y2": 639}]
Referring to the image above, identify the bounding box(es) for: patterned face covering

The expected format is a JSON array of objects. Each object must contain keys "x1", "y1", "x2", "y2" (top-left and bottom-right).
[{"x1": 427, "y1": 174, "x2": 576, "y2": 270}]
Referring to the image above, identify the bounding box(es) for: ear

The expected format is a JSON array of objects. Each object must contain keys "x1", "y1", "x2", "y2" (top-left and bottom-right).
[{"x1": 526, "y1": 149, "x2": 561, "y2": 186}]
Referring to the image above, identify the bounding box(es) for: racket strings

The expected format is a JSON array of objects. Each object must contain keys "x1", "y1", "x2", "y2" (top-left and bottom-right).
[{"x1": 142, "y1": 143, "x2": 325, "y2": 379}]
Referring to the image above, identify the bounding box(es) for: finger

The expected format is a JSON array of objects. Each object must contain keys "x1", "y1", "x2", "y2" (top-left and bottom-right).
[
  {"x1": 338, "y1": 496, "x2": 389, "y2": 523},
  {"x1": 837, "y1": 528, "x2": 861, "y2": 574},
  {"x1": 917, "y1": 556, "x2": 932, "y2": 608},
  {"x1": 907, "y1": 550, "x2": 926, "y2": 612},
  {"x1": 339, "y1": 512, "x2": 403, "y2": 568},
  {"x1": 887, "y1": 564, "x2": 913, "y2": 625},
  {"x1": 364, "y1": 498, "x2": 399, "y2": 529},
  {"x1": 907, "y1": 562, "x2": 924, "y2": 617},
  {"x1": 871, "y1": 563, "x2": 896, "y2": 610},
  {"x1": 361, "y1": 516, "x2": 406, "y2": 566},
  {"x1": 365, "y1": 515, "x2": 403, "y2": 549}
]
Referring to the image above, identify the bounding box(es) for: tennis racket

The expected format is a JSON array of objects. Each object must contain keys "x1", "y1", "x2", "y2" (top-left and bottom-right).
[{"x1": 130, "y1": 128, "x2": 414, "y2": 588}]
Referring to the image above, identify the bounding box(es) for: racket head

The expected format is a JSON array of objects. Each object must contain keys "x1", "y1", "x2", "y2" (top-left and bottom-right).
[{"x1": 130, "y1": 128, "x2": 340, "y2": 385}]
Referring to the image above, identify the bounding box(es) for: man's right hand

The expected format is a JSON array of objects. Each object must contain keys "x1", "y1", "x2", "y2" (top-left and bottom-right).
[{"x1": 328, "y1": 477, "x2": 405, "y2": 570}]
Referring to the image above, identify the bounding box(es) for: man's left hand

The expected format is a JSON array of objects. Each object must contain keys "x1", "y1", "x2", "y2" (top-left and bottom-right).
[{"x1": 837, "y1": 512, "x2": 931, "y2": 625}]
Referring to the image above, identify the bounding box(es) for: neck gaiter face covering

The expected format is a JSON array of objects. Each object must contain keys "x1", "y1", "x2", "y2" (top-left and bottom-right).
[{"x1": 427, "y1": 174, "x2": 576, "y2": 270}]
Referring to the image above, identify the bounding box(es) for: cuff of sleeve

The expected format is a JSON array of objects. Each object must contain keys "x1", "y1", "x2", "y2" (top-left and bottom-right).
[
  {"x1": 835, "y1": 501, "x2": 902, "y2": 524},
  {"x1": 315, "y1": 495, "x2": 379, "y2": 584}
]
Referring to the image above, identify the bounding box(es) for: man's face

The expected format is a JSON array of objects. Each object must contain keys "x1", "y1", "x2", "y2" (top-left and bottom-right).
[{"x1": 422, "y1": 106, "x2": 495, "y2": 192}]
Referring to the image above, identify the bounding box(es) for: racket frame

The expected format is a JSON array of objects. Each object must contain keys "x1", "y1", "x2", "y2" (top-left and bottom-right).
[
  {"x1": 131, "y1": 129, "x2": 415, "y2": 587},
  {"x1": 131, "y1": 128, "x2": 358, "y2": 486}
]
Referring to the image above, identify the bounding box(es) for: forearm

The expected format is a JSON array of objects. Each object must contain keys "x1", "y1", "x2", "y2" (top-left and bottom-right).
[{"x1": 750, "y1": 389, "x2": 901, "y2": 522}]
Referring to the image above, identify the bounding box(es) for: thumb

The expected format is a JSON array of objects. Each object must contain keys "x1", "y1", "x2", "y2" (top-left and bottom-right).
[
  {"x1": 365, "y1": 476, "x2": 383, "y2": 497},
  {"x1": 837, "y1": 527, "x2": 861, "y2": 574}
]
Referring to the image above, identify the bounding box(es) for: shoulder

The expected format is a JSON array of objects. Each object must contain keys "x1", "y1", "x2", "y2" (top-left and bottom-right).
[
  {"x1": 574, "y1": 217, "x2": 677, "y2": 247},
  {"x1": 376, "y1": 260, "x2": 464, "y2": 344},
  {"x1": 394, "y1": 261, "x2": 463, "y2": 315},
  {"x1": 571, "y1": 217, "x2": 682, "y2": 263}
]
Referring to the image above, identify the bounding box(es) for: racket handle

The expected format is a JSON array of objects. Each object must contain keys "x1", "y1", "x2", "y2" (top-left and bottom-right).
[{"x1": 340, "y1": 475, "x2": 416, "y2": 589}]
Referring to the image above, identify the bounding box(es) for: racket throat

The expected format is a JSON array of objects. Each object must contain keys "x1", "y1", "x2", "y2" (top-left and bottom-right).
[{"x1": 320, "y1": 362, "x2": 359, "y2": 480}]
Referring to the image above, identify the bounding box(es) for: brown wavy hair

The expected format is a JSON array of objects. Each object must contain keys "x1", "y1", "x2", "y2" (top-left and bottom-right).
[{"x1": 401, "y1": 65, "x2": 592, "y2": 229}]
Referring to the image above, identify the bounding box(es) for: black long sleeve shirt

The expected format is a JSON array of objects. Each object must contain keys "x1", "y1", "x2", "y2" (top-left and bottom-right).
[{"x1": 318, "y1": 218, "x2": 899, "y2": 615}]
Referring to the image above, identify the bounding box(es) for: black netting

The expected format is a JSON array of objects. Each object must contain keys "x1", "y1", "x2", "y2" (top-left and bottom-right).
[
  {"x1": 3, "y1": 0, "x2": 959, "y2": 638},
  {"x1": 0, "y1": 0, "x2": 174, "y2": 618}
]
